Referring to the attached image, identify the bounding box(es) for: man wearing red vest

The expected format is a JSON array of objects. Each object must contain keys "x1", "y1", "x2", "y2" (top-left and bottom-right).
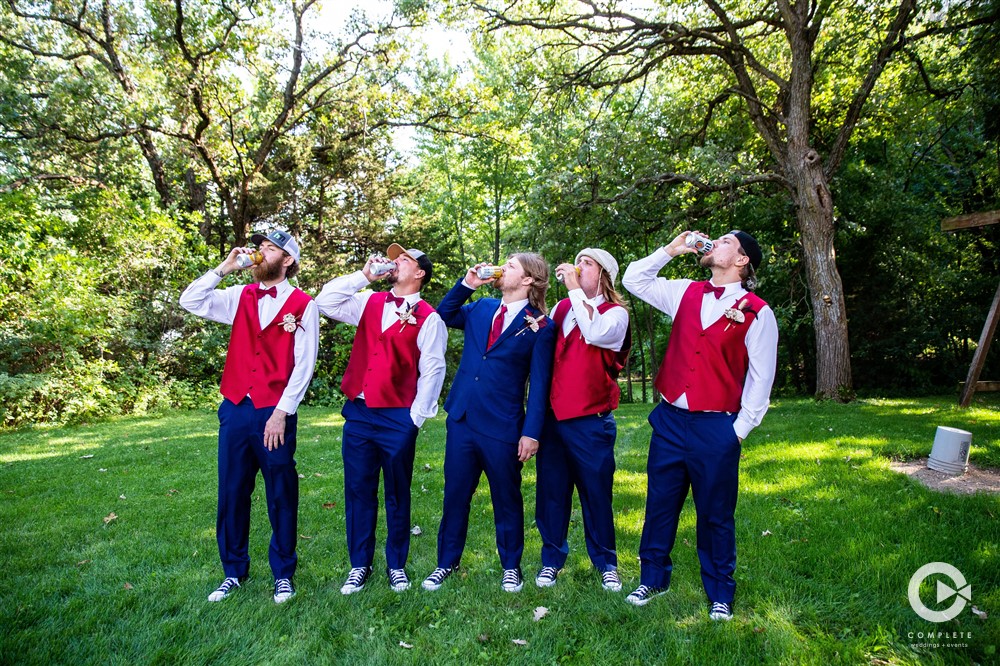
[
  {"x1": 535, "y1": 248, "x2": 631, "y2": 592},
  {"x1": 316, "y1": 244, "x2": 446, "y2": 595},
  {"x1": 622, "y1": 230, "x2": 778, "y2": 621},
  {"x1": 180, "y1": 229, "x2": 319, "y2": 605}
]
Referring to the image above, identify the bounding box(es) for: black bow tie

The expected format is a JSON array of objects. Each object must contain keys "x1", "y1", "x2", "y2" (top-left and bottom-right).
[
  {"x1": 256, "y1": 286, "x2": 277, "y2": 299},
  {"x1": 703, "y1": 283, "x2": 725, "y2": 299}
]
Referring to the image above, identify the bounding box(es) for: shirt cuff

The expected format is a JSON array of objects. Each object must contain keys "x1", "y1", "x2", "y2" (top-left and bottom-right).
[
  {"x1": 733, "y1": 418, "x2": 752, "y2": 441},
  {"x1": 276, "y1": 397, "x2": 299, "y2": 416}
]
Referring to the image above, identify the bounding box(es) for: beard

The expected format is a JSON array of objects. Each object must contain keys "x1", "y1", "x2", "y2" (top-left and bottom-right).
[
  {"x1": 699, "y1": 253, "x2": 716, "y2": 269},
  {"x1": 385, "y1": 272, "x2": 399, "y2": 286},
  {"x1": 252, "y1": 256, "x2": 284, "y2": 283}
]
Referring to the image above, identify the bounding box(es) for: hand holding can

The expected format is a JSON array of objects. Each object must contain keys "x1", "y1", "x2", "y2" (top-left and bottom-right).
[
  {"x1": 235, "y1": 249, "x2": 263, "y2": 268},
  {"x1": 684, "y1": 233, "x2": 714, "y2": 254}
]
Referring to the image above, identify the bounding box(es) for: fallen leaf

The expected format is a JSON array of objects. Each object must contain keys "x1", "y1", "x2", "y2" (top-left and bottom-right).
[
  {"x1": 761, "y1": 530, "x2": 772, "y2": 537},
  {"x1": 80, "y1": 455, "x2": 94, "y2": 459},
  {"x1": 423, "y1": 464, "x2": 432, "y2": 471},
  {"x1": 533, "y1": 606, "x2": 548, "y2": 621},
  {"x1": 753, "y1": 627, "x2": 765, "y2": 633},
  {"x1": 972, "y1": 605, "x2": 988, "y2": 620},
  {"x1": 477, "y1": 634, "x2": 490, "y2": 643},
  {"x1": 299, "y1": 535, "x2": 312, "y2": 540},
  {"x1": 119, "y1": 494, "x2": 126, "y2": 500},
  {"x1": 124, "y1": 582, "x2": 133, "y2": 590},
  {"x1": 98, "y1": 468, "x2": 108, "y2": 473},
  {"x1": 512, "y1": 639, "x2": 527, "y2": 646},
  {"x1": 76, "y1": 560, "x2": 91, "y2": 567},
  {"x1": 411, "y1": 526, "x2": 422, "y2": 536},
  {"x1": 104, "y1": 512, "x2": 118, "y2": 525},
  {"x1": 683, "y1": 538, "x2": 690, "y2": 546},
  {"x1": 421, "y1": 485, "x2": 428, "y2": 493},
  {"x1": 399, "y1": 641, "x2": 413, "y2": 649},
  {"x1": 314, "y1": 473, "x2": 323, "y2": 477},
  {"x1": 298, "y1": 473, "x2": 305, "y2": 479},
  {"x1": 322, "y1": 502, "x2": 336, "y2": 509},
  {"x1": 167, "y1": 489, "x2": 178, "y2": 495}
]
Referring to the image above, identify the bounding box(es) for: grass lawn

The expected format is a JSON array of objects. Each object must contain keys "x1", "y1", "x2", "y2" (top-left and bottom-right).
[{"x1": 1, "y1": 396, "x2": 998, "y2": 665}]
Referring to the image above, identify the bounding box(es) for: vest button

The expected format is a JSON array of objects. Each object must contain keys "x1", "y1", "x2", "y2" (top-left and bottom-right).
[
  {"x1": 482, "y1": 355, "x2": 486, "y2": 360},
  {"x1": 475, "y1": 377, "x2": 479, "y2": 381}
]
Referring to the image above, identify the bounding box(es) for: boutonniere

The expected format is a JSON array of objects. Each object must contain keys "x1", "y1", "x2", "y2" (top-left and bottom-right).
[
  {"x1": 724, "y1": 298, "x2": 755, "y2": 331},
  {"x1": 516, "y1": 313, "x2": 547, "y2": 336},
  {"x1": 398, "y1": 303, "x2": 417, "y2": 332},
  {"x1": 281, "y1": 313, "x2": 302, "y2": 333}
]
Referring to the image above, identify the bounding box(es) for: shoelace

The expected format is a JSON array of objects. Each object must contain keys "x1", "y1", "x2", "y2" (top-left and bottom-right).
[
  {"x1": 216, "y1": 577, "x2": 240, "y2": 593},
  {"x1": 538, "y1": 567, "x2": 558, "y2": 581},
  {"x1": 427, "y1": 567, "x2": 451, "y2": 584},
  {"x1": 502, "y1": 569, "x2": 521, "y2": 586},
  {"x1": 345, "y1": 567, "x2": 369, "y2": 587},
  {"x1": 275, "y1": 579, "x2": 293, "y2": 595},
  {"x1": 602, "y1": 570, "x2": 620, "y2": 585},
  {"x1": 710, "y1": 602, "x2": 731, "y2": 615},
  {"x1": 631, "y1": 585, "x2": 653, "y2": 598},
  {"x1": 388, "y1": 569, "x2": 408, "y2": 586}
]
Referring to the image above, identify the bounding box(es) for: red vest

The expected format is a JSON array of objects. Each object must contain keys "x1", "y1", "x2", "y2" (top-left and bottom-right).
[
  {"x1": 220, "y1": 284, "x2": 313, "y2": 408},
  {"x1": 655, "y1": 282, "x2": 767, "y2": 412},
  {"x1": 549, "y1": 299, "x2": 632, "y2": 421},
  {"x1": 340, "y1": 292, "x2": 434, "y2": 408}
]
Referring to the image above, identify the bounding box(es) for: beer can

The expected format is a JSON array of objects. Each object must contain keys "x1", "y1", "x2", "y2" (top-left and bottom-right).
[
  {"x1": 370, "y1": 260, "x2": 397, "y2": 276},
  {"x1": 685, "y1": 233, "x2": 714, "y2": 253},
  {"x1": 556, "y1": 266, "x2": 581, "y2": 283},
  {"x1": 235, "y1": 250, "x2": 263, "y2": 268},
  {"x1": 476, "y1": 265, "x2": 503, "y2": 280}
]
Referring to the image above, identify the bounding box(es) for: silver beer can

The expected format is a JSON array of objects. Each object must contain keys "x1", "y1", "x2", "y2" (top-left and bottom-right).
[{"x1": 685, "y1": 233, "x2": 714, "y2": 253}]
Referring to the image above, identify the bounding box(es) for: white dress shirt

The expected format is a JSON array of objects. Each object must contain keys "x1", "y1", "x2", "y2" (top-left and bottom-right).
[
  {"x1": 562, "y1": 289, "x2": 629, "y2": 352},
  {"x1": 316, "y1": 271, "x2": 447, "y2": 428},
  {"x1": 622, "y1": 249, "x2": 779, "y2": 439},
  {"x1": 179, "y1": 271, "x2": 320, "y2": 415}
]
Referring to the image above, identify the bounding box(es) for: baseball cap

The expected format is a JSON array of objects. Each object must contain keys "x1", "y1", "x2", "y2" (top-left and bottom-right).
[
  {"x1": 387, "y1": 243, "x2": 433, "y2": 286},
  {"x1": 250, "y1": 229, "x2": 300, "y2": 262},
  {"x1": 575, "y1": 247, "x2": 620, "y2": 285},
  {"x1": 727, "y1": 230, "x2": 762, "y2": 271}
]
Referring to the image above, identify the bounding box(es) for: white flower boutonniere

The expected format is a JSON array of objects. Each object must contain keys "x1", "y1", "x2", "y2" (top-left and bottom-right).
[
  {"x1": 724, "y1": 298, "x2": 753, "y2": 331},
  {"x1": 398, "y1": 304, "x2": 418, "y2": 332},
  {"x1": 516, "y1": 313, "x2": 547, "y2": 336},
  {"x1": 281, "y1": 313, "x2": 301, "y2": 333}
]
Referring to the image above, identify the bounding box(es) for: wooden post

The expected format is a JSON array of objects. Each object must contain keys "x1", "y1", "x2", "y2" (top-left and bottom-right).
[{"x1": 959, "y1": 280, "x2": 1000, "y2": 407}]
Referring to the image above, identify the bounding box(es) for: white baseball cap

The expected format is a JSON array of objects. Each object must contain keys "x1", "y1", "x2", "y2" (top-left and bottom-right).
[{"x1": 575, "y1": 247, "x2": 619, "y2": 285}]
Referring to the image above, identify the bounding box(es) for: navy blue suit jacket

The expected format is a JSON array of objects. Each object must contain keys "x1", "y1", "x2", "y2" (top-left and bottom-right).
[{"x1": 438, "y1": 279, "x2": 556, "y2": 443}]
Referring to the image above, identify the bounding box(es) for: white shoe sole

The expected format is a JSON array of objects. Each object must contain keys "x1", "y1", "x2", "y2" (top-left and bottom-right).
[
  {"x1": 626, "y1": 590, "x2": 666, "y2": 606},
  {"x1": 390, "y1": 582, "x2": 411, "y2": 592},
  {"x1": 502, "y1": 583, "x2": 524, "y2": 592},
  {"x1": 340, "y1": 584, "x2": 366, "y2": 595},
  {"x1": 274, "y1": 592, "x2": 295, "y2": 604}
]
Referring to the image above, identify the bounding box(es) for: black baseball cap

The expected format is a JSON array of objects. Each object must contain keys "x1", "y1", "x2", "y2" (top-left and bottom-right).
[{"x1": 727, "y1": 230, "x2": 762, "y2": 271}]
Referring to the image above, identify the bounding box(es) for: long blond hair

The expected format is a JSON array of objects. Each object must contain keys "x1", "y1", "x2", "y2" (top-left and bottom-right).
[{"x1": 511, "y1": 252, "x2": 550, "y2": 314}]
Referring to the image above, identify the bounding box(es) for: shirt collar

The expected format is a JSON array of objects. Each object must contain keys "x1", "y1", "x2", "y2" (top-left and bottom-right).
[{"x1": 500, "y1": 297, "x2": 529, "y2": 315}]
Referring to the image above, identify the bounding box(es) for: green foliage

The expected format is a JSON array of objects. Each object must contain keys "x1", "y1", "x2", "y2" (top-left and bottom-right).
[{"x1": 0, "y1": 188, "x2": 220, "y2": 426}]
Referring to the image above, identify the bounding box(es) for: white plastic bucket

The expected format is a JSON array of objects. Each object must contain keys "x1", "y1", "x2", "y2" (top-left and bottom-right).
[{"x1": 927, "y1": 426, "x2": 972, "y2": 475}]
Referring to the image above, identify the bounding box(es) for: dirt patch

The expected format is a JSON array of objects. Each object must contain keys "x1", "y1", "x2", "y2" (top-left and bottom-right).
[{"x1": 891, "y1": 458, "x2": 1000, "y2": 495}]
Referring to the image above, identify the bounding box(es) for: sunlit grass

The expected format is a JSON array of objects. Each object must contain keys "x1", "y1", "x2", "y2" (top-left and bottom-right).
[{"x1": 0, "y1": 396, "x2": 998, "y2": 664}]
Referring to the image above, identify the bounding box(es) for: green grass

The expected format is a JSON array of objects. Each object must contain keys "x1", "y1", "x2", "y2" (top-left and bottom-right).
[{"x1": 1, "y1": 396, "x2": 998, "y2": 665}]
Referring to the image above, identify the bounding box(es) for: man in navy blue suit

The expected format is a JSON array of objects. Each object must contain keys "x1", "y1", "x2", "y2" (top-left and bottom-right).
[{"x1": 421, "y1": 253, "x2": 556, "y2": 593}]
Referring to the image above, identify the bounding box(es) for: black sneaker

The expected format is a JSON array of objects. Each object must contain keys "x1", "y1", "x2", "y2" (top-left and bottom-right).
[
  {"x1": 387, "y1": 568, "x2": 410, "y2": 592},
  {"x1": 535, "y1": 566, "x2": 560, "y2": 588},
  {"x1": 709, "y1": 601, "x2": 733, "y2": 621},
  {"x1": 340, "y1": 567, "x2": 372, "y2": 595},
  {"x1": 501, "y1": 568, "x2": 524, "y2": 592},
  {"x1": 626, "y1": 585, "x2": 667, "y2": 606},
  {"x1": 273, "y1": 578, "x2": 295, "y2": 604},
  {"x1": 601, "y1": 569, "x2": 622, "y2": 592},
  {"x1": 421, "y1": 567, "x2": 454, "y2": 591},
  {"x1": 207, "y1": 576, "x2": 246, "y2": 602}
]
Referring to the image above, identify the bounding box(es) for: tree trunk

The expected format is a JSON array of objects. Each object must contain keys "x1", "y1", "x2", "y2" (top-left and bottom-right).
[{"x1": 792, "y1": 149, "x2": 853, "y2": 399}]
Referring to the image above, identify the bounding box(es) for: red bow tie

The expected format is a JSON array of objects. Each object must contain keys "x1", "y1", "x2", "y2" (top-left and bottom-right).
[
  {"x1": 386, "y1": 293, "x2": 406, "y2": 308},
  {"x1": 256, "y1": 286, "x2": 277, "y2": 299},
  {"x1": 703, "y1": 283, "x2": 725, "y2": 299}
]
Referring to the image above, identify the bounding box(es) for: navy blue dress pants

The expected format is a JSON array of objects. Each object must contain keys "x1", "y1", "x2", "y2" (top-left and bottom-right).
[
  {"x1": 216, "y1": 397, "x2": 299, "y2": 580},
  {"x1": 638, "y1": 401, "x2": 741, "y2": 604},
  {"x1": 341, "y1": 398, "x2": 418, "y2": 570},
  {"x1": 436, "y1": 417, "x2": 525, "y2": 570},
  {"x1": 535, "y1": 412, "x2": 618, "y2": 572}
]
